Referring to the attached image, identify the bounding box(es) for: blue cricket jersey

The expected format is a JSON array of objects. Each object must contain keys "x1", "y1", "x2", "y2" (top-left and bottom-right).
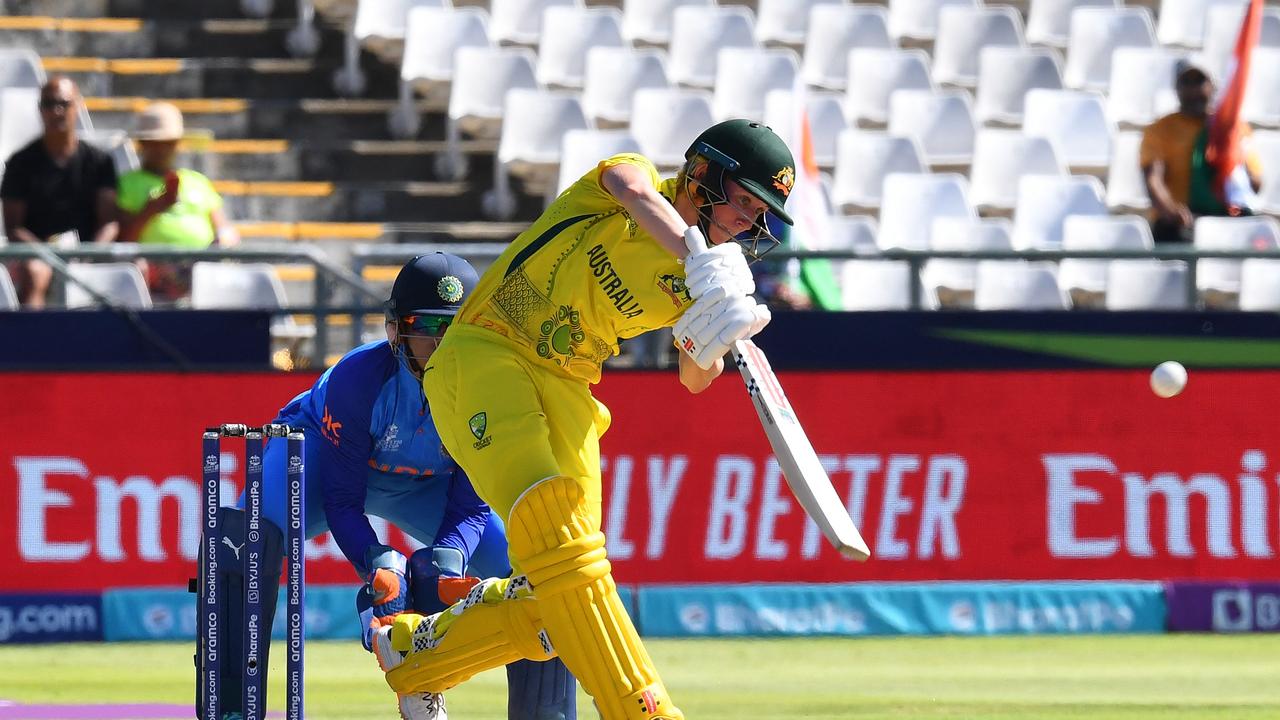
[{"x1": 275, "y1": 341, "x2": 488, "y2": 574}]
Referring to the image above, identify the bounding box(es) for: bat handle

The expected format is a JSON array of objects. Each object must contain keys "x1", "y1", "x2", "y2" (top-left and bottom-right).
[{"x1": 683, "y1": 226, "x2": 709, "y2": 258}]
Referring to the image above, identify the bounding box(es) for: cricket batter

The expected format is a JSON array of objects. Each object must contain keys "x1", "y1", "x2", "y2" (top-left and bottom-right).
[
  {"x1": 207, "y1": 254, "x2": 576, "y2": 720},
  {"x1": 374, "y1": 120, "x2": 796, "y2": 719}
]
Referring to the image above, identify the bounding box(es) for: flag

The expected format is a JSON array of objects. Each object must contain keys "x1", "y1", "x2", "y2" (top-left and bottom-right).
[
  {"x1": 783, "y1": 77, "x2": 842, "y2": 310},
  {"x1": 1206, "y1": 0, "x2": 1263, "y2": 211}
]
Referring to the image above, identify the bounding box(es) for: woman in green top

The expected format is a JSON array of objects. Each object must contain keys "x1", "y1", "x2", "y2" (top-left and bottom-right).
[{"x1": 117, "y1": 102, "x2": 239, "y2": 299}]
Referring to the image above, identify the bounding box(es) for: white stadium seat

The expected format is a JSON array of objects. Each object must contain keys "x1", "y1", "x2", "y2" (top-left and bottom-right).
[
  {"x1": 763, "y1": 89, "x2": 846, "y2": 169},
  {"x1": 840, "y1": 260, "x2": 914, "y2": 310},
  {"x1": 1193, "y1": 216, "x2": 1280, "y2": 298},
  {"x1": 973, "y1": 47, "x2": 1064, "y2": 127},
  {"x1": 830, "y1": 130, "x2": 926, "y2": 211},
  {"x1": 0, "y1": 49, "x2": 45, "y2": 90},
  {"x1": 1252, "y1": 130, "x2": 1280, "y2": 213},
  {"x1": 352, "y1": 0, "x2": 444, "y2": 57},
  {"x1": 1201, "y1": 5, "x2": 1280, "y2": 82},
  {"x1": 65, "y1": 263, "x2": 153, "y2": 310},
  {"x1": 622, "y1": 0, "x2": 712, "y2": 46},
  {"x1": 0, "y1": 267, "x2": 18, "y2": 310},
  {"x1": 1058, "y1": 214, "x2": 1154, "y2": 301},
  {"x1": 931, "y1": 6, "x2": 1025, "y2": 89},
  {"x1": 711, "y1": 47, "x2": 799, "y2": 121},
  {"x1": 556, "y1": 129, "x2": 641, "y2": 195},
  {"x1": 582, "y1": 47, "x2": 669, "y2": 127},
  {"x1": 668, "y1": 6, "x2": 758, "y2": 88},
  {"x1": 630, "y1": 87, "x2": 715, "y2": 170},
  {"x1": 1011, "y1": 174, "x2": 1107, "y2": 249},
  {"x1": 536, "y1": 6, "x2": 625, "y2": 89},
  {"x1": 887, "y1": 0, "x2": 977, "y2": 45},
  {"x1": 888, "y1": 89, "x2": 975, "y2": 168},
  {"x1": 1157, "y1": 0, "x2": 1245, "y2": 49},
  {"x1": 1106, "y1": 131, "x2": 1151, "y2": 211},
  {"x1": 487, "y1": 89, "x2": 590, "y2": 218},
  {"x1": 756, "y1": 0, "x2": 827, "y2": 47},
  {"x1": 968, "y1": 130, "x2": 1066, "y2": 211},
  {"x1": 389, "y1": 6, "x2": 491, "y2": 137},
  {"x1": 1239, "y1": 258, "x2": 1280, "y2": 310},
  {"x1": 1244, "y1": 47, "x2": 1280, "y2": 128},
  {"x1": 436, "y1": 46, "x2": 538, "y2": 180},
  {"x1": 1063, "y1": 7, "x2": 1157, "y2": 91},
  {"x1": 878, "y1": 173, "x2": 974, "y2": 251},
  {"x1": 974, "y1": 260, "x2": 1066, "y2": 310},
  {"x1": 1105, "y1": 260, "x2": 1190, "y2": 310},
  {"x1": 0, "y1": 88, "x2": 43, "y2": 163},
  {"x1": 845, "y1": 48, "x2": 934, "y2": 127},
  {"x1": 801, "y1": 5, "x2": 894, "y2": 90},
  {"x1": 1107, "y1": 48, "x2": 1183, "y2": 127},
  {"x1": 1023, "y1": 89, "x2": 1114, "y2": 171},
  {"x1": 191, "y1": 263, "x2": 315, "y2": 342},
  {"x1": 827, "y1": 215, "x2": 880, "y2": 253},
  {"x1": 1026, "y1": 0, "x2": 1119, "y2": 48},
  {"x1": 923, "y1": 217, "x2": 1013, "y2": 308},
  {"x1": 490, "y1": 0, "x2": 579, "y2": 46}
]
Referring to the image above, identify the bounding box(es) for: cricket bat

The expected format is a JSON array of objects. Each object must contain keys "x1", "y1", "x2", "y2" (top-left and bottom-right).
[{"x1": 681, "y1": 228, "x2": 871, "y2": 561}]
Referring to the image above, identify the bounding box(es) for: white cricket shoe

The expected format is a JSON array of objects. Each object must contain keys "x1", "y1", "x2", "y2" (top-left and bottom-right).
[{"x1": 373, "y1": 625, "x2": 448, "y2": 720}]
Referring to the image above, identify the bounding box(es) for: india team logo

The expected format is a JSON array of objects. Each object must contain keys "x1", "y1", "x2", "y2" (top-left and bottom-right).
[{"x1": 438, "y1": 275, "x2": 465, "y2": 304}]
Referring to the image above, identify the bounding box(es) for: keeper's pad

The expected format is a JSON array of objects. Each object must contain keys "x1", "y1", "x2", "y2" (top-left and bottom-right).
[
  {"x1": 506, "y1": 476, "x2": 681, "y2": 720},
  {"x1": 508, "y1": 657, "x2": 577, "y2": 720},
  {"x1": 190, "y1": 507, "x2": 284, "y2": 719},
  {"x1": 385, "y1": 576, "x2": 554, "y2": 694}
]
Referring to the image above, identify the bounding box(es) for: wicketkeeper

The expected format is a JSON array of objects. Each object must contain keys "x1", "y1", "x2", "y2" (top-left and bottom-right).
[
  {"x1": 202, "y1": 254, "x2": 576, "y2": 720},
  {"x1": 373, "y1": 120, "x2": 795, "y2": 719}
]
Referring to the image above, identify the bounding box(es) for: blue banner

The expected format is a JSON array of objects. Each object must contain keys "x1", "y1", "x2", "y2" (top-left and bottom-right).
[
  {"x1": 636, "y1": 582, "x2": 1166, "y2": 637},
  {"x1": 0, "y1": 593, "x2": 104, "y2": 644},
  {"x1": 102, "y1": 584, "x2": 637, "y2": 642}
]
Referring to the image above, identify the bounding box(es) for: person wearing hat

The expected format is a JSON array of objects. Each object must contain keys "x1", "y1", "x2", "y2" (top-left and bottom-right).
[
  {"x1": 1141, "y1": 58, "x2": 1263, "y2": 243},
  {"x1": 222, "y1": 253, "x2": 577, "y2": 720},
  {"x1": 1, "y1": 76, "x2": 118, "y2": 307},
  {"x1": 117, "y1": 101, "x2": 238, "y2": 299},
  {"x1": 373, "y1": 120, "x2": 795, "y2": 720}
]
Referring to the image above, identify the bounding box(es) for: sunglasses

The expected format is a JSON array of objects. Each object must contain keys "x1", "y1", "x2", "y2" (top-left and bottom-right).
[
  {"x1": 402, "y1": 314, "x2": 451, "y2": 336},
  {"x1": 39, "y1": 99, "x2": 72, "y2": 111}
]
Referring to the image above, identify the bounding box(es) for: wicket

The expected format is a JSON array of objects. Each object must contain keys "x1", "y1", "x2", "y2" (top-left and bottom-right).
[{"x1": 199, "y1": 423, "x2": 306, "y2": 720}]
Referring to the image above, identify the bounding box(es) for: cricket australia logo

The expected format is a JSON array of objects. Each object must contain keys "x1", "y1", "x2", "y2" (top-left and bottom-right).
[
  {"x1": 536, "y1": 305, "x2": 585, "y2": 362},
  {"x1": 772, "y1": 166, "x2": 795, "y2": 196},
  {"x1": 469, "y1": 412, "x2": 491, "y2": 450},
  {"x1": 437, "y1": 275, "x2": 464, "y2": 304},
  {"x1": 656, "y1": 273, "x2": 691, "y2": 308}
]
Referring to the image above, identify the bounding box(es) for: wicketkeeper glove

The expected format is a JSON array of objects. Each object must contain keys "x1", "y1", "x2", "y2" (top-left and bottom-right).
[
  {"x1": 409, "y1": 545, "x2": 481, "y2": 615},
  {"x1": 672, "y1": 287, "x2": 771, "y2": 370},
  {"x1": 681, "y1": 229, "x2": 755, "y2": 300}
]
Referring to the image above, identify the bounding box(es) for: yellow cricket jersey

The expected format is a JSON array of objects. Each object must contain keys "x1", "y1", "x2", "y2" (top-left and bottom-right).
[{"x1": 457, "y1": 153, "x2": 695, "y2": 384}]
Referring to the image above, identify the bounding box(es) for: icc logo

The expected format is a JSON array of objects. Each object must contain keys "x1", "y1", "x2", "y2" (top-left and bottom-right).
[
  {"x1": 289, "y1": 455, "x2": 303, "y2": 470},
  {"x1": 248, "y1": 456, "x2": 262, "y2": 472},
  {"x1": 203, "y1": 455, "x2": 218, "y2": 471}
]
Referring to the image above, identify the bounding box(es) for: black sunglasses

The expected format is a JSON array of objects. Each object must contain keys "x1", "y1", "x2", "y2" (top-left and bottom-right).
[{"x1": 39, "y1": 99, "x2": 72, "y2": 111}]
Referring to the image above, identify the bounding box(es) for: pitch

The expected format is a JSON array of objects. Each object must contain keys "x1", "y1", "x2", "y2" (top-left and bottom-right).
[{"x1": 3, "y1": 635, "x2": 1278, "y2": 719}]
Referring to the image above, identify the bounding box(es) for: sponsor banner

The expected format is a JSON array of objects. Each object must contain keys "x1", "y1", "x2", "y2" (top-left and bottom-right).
[
  {"x1": 101, "y1": 584, "x2": 636, "y2": 642},
  {"x1": 0, "y1": 593, "x2": 103, "y2": 644},
  {"x1": 1165, "y1": 581, "x2": 1280, "y2": 632},
  {"x1": 7, "y1": 370, "x2": 1280, "y2": 588},
  {"x1": 636, "y1": 582, "x2": 1166, "y2": 637}
]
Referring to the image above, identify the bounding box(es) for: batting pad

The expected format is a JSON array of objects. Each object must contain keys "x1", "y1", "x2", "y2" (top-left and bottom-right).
[
  {"x1": 508, "y1": 475, "x2": 682, "y2": 720},
  {"x1": 384, "y1": 577, "x2": 554, "y2": 694}
]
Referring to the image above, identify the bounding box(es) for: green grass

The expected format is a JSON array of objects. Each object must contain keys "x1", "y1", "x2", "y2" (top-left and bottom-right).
[{"x1": 2, "y1": 635, "x2": 1279, "y2": 719}]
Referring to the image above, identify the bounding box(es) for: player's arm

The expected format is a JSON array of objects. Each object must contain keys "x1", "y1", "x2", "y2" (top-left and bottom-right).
[
  {"x1": 678, "y1": 345, "x2": 722, "y2": 393},
  {"x1": 600, "y1": 162, "x2": 688, "y2": 257},
  {"x1": 408, "y1": 470, "x2": 490, "y2": 615},
  {"x1": 1, "y1": 199, "x2": 42, "y2": 245}
]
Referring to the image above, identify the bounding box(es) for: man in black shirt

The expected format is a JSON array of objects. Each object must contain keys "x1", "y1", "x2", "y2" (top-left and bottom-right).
[{"x1": 1, "y1": 76, "x2": 118, "y2": 307}]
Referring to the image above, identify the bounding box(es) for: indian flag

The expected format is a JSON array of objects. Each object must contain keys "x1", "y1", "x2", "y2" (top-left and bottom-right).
[
  {"x1": 1207, "y1": 0, "x2": 1263, "y2": 211},
  {"x1": 783, "y1": 77, "x2": 842, "y2": 310}
]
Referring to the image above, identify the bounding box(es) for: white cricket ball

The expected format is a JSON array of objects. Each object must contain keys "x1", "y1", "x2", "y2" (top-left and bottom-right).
[{"x1": 1150, "y1": 361, "x2": 1188, "y2": 398}]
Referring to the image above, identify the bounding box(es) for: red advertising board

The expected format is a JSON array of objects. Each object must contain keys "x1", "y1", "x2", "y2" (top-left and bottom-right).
[{"x1": 3, "y1": 370, "x2": 1280, "y2": 591}]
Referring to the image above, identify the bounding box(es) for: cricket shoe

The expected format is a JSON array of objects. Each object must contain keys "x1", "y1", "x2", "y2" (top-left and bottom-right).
[{"x1": 374, "y1": 622, "x2": 448, "y2": 720}]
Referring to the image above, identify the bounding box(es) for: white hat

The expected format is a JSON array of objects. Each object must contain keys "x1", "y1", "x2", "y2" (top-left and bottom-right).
[{"x1": 133, "y1": 102, "x2": 184, "y2": 141}]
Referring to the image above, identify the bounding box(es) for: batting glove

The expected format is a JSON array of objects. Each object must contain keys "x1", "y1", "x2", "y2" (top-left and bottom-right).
[
  {"x1": 682, "y1": 236, "x2": 755, "y2": 300},
  {"x1": 673, "y1": 288, "x2": 771, "y2": 370}
]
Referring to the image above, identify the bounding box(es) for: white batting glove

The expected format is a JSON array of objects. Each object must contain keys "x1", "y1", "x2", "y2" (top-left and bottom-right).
[
  {"x1": 672, "y1": 288, "x2": 771, "y2": 370},
  {"x1": 682, "y1": 236, "x2": 755, "y2": 300}
]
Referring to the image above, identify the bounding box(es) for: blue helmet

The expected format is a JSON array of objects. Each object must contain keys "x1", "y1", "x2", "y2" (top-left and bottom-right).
[{"x1": 384, "y1": 253, "x2": 479, "y2": 321}]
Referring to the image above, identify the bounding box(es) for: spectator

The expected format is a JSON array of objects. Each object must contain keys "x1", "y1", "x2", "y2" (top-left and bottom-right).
[
  {"x1": 117, "y1": 101, "x2": 238, "y2": 302},
  {"x1": 1140, "y1": 59, "x2": 1263, "y2": 244},
  {"x1": 0, "y1": 76, "x2": 118, "y2": 308}
]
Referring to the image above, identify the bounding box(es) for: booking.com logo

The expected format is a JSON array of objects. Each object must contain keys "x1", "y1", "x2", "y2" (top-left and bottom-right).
[{"x1": 0, "y1": 601, "x2": 99, "y2": 642}]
